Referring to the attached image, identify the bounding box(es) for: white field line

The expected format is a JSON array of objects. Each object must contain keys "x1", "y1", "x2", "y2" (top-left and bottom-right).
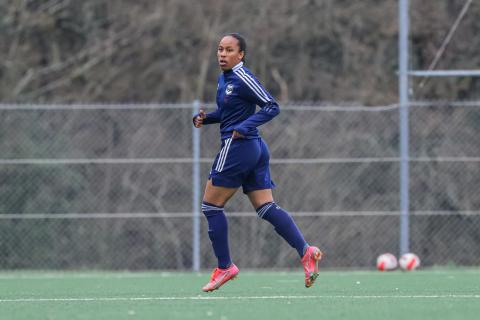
[
  {"x1": 1, "y1": 268, "x2": 479, "y2": 280},
  {"x1": 1, "y1": 295, "x2": 480, "y2": 303},
  {"x1": 0, "y1": 272, "x2": 177, "y2": 280}
]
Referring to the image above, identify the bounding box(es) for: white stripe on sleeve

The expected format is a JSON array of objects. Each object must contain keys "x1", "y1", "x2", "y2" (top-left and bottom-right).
[
  {"x1": 234, "y1": 70, "x2": 269, "y2": 103},
  {"x1": 237, "y1": 68, "x2": 270, "y2": 101}
]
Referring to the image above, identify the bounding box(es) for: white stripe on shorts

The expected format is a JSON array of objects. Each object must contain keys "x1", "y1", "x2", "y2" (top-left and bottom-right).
[
  {"x1": 215, "y1": 138, "x2": 229, "y2": 172},
  {"x1": 215, "y1": 138, "x2": 232, "y2": 172}
]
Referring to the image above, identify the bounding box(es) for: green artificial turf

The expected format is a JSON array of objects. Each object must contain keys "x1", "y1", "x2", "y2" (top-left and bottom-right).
[{"x1": 1, "y1": 268, "x2": 479, "y2": 320}]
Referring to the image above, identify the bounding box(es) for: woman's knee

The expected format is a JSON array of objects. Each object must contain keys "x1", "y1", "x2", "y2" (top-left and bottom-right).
[
  {"x1": 247, "y1": 189, "x2": 274, "y2": 210},
  {"x1": 203, "y1": 179, "x2": 237, "y2": 207}
]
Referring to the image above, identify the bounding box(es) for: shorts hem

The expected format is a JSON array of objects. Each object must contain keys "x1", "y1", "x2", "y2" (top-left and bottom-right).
[
  {"x1": 242, "y1": 184, "x2": 276, "y2": 194},
  {"x1": 210, "y1": 176, "x2": 241, "y2": 189}
]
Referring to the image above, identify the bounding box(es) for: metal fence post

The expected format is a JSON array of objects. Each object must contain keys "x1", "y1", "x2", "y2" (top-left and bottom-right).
[
  {"x1": 192, "y1": 100, "x2": 201, "y2": 271},
  {"x1": 399, "y1": 0, "x2": 410, "y2": 255}
]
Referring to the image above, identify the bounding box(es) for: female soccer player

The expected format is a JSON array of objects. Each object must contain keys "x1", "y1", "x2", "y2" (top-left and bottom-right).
[{"x1": 193, "y1": 33, "x2": 322, "y2": 292}]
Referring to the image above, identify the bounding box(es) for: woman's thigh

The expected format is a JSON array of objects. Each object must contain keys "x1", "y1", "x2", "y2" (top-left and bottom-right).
[{"x1": 203, "y1": 179, "x2": 238, "y2": 207}]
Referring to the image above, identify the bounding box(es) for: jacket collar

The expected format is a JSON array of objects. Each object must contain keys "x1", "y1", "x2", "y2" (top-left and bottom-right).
[
  {"x1": 232, "y1": 61, "x2": 243, "y2": 71},
  {"x1": 224, "y1": 61, "x2": 243, "y2": 74}
]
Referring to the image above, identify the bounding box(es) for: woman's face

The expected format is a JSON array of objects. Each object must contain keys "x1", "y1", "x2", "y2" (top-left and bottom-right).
[{"x1": 217, "y1": 36, "x2": 244, "y2": 71}]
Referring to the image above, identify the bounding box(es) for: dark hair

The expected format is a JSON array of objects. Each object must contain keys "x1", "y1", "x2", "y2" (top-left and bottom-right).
[{"x1": 225, "y1": 33, "x2": 246, "y2": 62}]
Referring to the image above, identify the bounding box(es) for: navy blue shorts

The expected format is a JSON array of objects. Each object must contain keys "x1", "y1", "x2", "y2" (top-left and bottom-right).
[{"x1": 209, "y1": 137, "x2": 276, "y2": 194}]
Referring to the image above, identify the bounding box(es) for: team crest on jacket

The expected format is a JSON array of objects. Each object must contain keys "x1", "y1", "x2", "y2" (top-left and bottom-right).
[{"x1": 225, "y1": 84, "x2": 234, "y2": 95}]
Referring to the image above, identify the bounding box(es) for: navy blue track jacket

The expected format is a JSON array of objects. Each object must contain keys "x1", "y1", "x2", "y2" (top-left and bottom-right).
[{"x1": 203, "y1": 62, "x2": 280, "y2": 140}]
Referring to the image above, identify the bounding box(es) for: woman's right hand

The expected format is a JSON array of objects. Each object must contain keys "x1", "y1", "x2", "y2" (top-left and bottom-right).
[{"x1": 193, "y1": 109, "x2": 206, "y2": 128}]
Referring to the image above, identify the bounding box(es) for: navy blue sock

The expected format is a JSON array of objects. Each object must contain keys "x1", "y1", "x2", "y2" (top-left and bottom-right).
[
  {"x1": 202, "y1": 201, "x2": 232, "y2": 269},
  {"x1": 257, "y1": 202, "x2": 308, "y2": 257}
]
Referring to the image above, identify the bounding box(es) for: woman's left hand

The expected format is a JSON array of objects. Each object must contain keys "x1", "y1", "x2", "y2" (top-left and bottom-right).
[{"x1": 232, "y1": 130, "x2": 245, "y2": 139}]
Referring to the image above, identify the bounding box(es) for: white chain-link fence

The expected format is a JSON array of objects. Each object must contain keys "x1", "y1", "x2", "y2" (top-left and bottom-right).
[{"x1": 1, "y1": 102, "x2": 479, "y2": 270}]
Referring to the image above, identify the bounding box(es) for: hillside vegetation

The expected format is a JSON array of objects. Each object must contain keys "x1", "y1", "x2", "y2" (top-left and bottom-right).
[{"x1": 1, "y1": 0, "x2": 479, "y2": 104}]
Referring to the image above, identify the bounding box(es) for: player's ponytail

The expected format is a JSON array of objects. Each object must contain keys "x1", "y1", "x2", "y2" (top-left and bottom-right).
[{"x1": 226, "y1": 33, "x2": 246, "y2": 63}]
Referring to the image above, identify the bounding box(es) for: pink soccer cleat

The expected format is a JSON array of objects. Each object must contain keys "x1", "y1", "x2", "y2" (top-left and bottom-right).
[
  {"x1": 301, "y1": 246, "x2": 323, "y2": 288},
  {"x1": 202, "y1": 264, "x2": 239, "y2": 292}
]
